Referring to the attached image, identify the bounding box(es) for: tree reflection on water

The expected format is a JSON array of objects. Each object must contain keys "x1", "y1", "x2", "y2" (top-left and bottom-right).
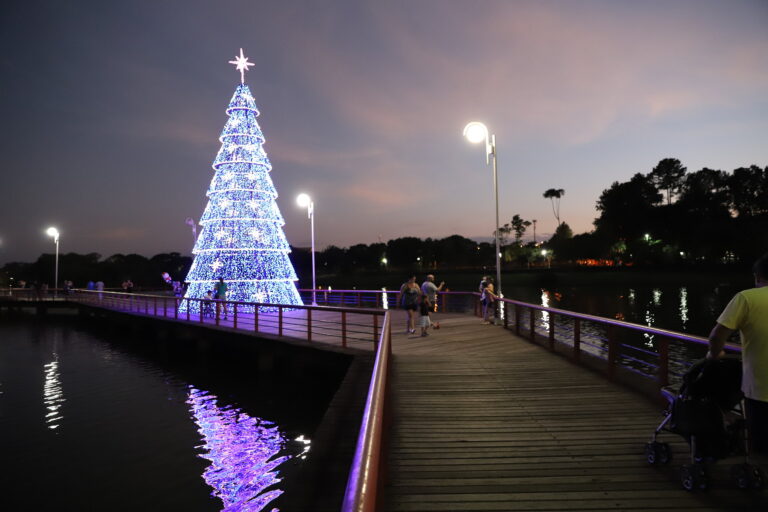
[{"x1": 187, "y1": 387, "x2": 292, "y2": 511}]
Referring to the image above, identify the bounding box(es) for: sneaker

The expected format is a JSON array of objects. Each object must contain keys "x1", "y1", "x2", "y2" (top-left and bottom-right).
[
  {"x1": 421, "y1": 332, "x2": 428, "y2": 337},
  {"x1": 409, "y1": 329, "x2": 416, "y2": 334}
]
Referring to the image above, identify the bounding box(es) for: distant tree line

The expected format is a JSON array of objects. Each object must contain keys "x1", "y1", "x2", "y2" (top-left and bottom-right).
[
  {"x1": 553, "y1": 160, "x2": 768, "y2": 266},
  {"x1": 0, "y1": 252, "x2": 193, "y2": 289},
  {"x1": 2, "y1": 158, "x2": 765, "y2": 287}
]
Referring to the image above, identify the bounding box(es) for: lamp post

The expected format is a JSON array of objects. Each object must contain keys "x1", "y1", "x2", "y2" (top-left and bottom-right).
[
  {"x1": 46, "y1": 227, "x2": 60, "y2": 299},
  {"x1": 464, "y1": 121, "x2": 502, "y2": 317},
  {"x1": 296, "y1": 193, "x2": 317, "y2": 306}
]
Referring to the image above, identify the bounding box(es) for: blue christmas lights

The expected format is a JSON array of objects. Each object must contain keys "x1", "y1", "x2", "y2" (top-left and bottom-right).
[{"x1": 181, "y1": 84, "x2": 303, "y2": 313}]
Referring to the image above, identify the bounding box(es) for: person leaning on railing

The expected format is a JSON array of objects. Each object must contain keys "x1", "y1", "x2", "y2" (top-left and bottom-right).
[{"x1": 708, "y1": 252, "x2": 768, "y2": 463}]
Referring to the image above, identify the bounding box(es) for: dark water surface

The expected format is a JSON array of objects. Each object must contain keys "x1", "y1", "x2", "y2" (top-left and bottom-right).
[{"x1": 0, "y1": 315, "x2": 342, "y2": 511}]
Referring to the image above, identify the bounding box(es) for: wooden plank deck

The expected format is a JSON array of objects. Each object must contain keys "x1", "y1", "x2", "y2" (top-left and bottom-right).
[{"x1": 383, "y1": 312, "x2": 767, "y2": 511}]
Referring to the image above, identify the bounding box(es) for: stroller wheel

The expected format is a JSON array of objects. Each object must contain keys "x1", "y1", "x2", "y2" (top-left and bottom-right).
[
  {"x1": 681, "y1": 464, "x2": 708, "y2": 491},
  {"x1": 645, "y1": 442, "x2": 658, "y2": 465},
  {"x1": 645, "y1": 441, "x2": 672, "y2": 465},
  {"x1": 732, "y1": 464, "x2": 765, "y2": 490}
]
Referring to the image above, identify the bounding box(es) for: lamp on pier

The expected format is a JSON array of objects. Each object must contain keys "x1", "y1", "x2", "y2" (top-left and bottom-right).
[
  {"x1": 463, "y1": 121, "x2": 503, "y2": 323},
  {"x1": 46, "y1": 227, "x2": 60, "y2": 299},
  {"x1": 296, "y1": 193, "x2": 317, "y2": 306}
]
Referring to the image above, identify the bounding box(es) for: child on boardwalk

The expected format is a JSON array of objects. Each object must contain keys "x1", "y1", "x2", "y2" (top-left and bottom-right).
[{"x1": 419, "y1": 295, "x2": 432, "y2": 337}]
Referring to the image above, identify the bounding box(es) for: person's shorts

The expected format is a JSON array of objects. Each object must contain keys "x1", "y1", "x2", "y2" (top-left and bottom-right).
[
  {"x1": 419, "y1": 315, "x2": 431, "y2": 328},
  {"x1": 402, "y1": 303, "x2": 417, "y2": 311},
  {"x1": 745, "y1": 397, "x2": 768, "y2": 454}
]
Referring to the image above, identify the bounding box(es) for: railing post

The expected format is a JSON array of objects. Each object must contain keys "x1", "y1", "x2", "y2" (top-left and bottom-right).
[
  {"x1": 342, "y1": 311, "x2": 347, "y2": 348},
  {"x1": 658, "y1": 336, "x2": 669, "y2": 388},
  {"x1": 341, "y1": 292, "x2": 345, "y2": 307},
  {"x1": 199, "y1": 300, "x2": 204, "y2": 323},
  {"x1": 503, "y1": 302, "x2": 508, "y2": 328},
  {"x1": 215, "y1": 302, "x2": 220, "y2": 326},
  {"x1": 607, "y1": 325, "x2": 617, "y2": 381},
  {"x1": 279, "y1": 306, "x2": 283, "y2": 336},
  {"x1": 548, "y1": 313, "x2": 555, "y2": 351},
  {"x1": 145, "y1": 297, "x2": 148, "y2": 315},
  {"x1": 233, "y1": 303, "x2": 238, "y2": 329},
  {"x1": 163, "y1": 297, "x2": 167, "y2": 317},
  {"x1": 357, "y1": 292, "x2": 361, "y2": 307},
  {"x1": 153, "y1": 296, "x2": 157, "y2": 316},
  {"x1": 174, "y1": 298, "x2": 178, "y2": 319},
  {"x1": 573, "y1": 318, "x2": 581, "y2": 362},
  {"x1": 515, "y1": 305, "x2": 521, "y2": 336},
  {"x1": 529, "y1": 306, "x2": 536, "y2": 342},
  {"x1": 306, "y1": 308, "x2": 313, "y2": 341},
  {"x1": 373, "y1": 313, "x2": 379, "y2": 345}
]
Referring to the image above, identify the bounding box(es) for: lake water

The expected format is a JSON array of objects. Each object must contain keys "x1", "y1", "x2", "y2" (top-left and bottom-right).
[{"x1": 0, "y1": 315, "x2": 342, "y2": 511}]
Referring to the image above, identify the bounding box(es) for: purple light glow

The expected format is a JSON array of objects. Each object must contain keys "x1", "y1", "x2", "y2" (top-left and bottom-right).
[{"x1": 187, "y1": 387, "x2": 291, "y2": 511}]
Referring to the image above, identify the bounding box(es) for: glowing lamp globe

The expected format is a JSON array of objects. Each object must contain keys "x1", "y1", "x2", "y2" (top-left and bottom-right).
[
  {"x1": 296, "y1": 193, "x2": 311, "y2": 208},
  {"x1": 46, "y1": 227, "x2": 59, "y2": 238},
  {"x1": 463, "y1": 122, "x2": 488, "y2": 144}
]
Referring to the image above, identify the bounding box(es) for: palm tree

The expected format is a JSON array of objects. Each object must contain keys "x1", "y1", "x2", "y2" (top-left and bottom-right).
[{"x1": 543, "y1": 188, "x2": 565, "y2": 225}]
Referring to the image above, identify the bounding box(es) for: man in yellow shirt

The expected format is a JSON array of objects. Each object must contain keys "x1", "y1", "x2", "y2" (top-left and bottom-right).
[{"x1": 708, "y1": 253, "x2": 768, "y2": 457}]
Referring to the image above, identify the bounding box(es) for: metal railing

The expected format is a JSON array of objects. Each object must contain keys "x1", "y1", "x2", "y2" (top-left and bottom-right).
[
  {"x1": 490, "y1": 294, "x2": 742, "y2": 388},
  {"x1": 342, "y1": 311, "x2": 392, "y2": 512},
  {"x1": 69, "y1": 290, "x2": 384, "y2": 348}
]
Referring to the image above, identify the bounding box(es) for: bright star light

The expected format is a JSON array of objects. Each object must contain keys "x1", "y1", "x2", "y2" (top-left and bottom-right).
[{"x1": 228, "y1": 48, "x2": 255, "y2": 84}]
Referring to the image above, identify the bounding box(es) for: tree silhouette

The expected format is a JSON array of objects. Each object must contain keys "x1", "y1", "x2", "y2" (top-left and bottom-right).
[
  {"x1": 650, "y1": 158, "x2": 686, "y2": 205},
  {"x1": 543, "y1": 188, "x2": 565, "y2": 225},
  {"x1": 510, "y1": 214, "x2": 532, "y2": 246}
]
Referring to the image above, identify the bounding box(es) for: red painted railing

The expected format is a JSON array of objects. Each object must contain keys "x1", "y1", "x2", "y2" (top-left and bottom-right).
[
  {"x1": 342, "y1": 311, "x2": 392, "y2": 512},
  {"x1": 68, "y1": 290, "x2": 384, "y2": 347}
]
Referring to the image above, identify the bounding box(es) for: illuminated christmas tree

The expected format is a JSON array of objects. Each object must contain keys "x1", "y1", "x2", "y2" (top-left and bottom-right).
[{"x1": 182, "y1": 49, "x2": 302, "y2": 314}]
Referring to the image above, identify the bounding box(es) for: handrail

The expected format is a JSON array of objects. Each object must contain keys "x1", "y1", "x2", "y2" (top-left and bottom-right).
[
  {"x1": 342, "y1": 310, "x2": 391, "y2": 512},
  {"x1": 68, "y1": 289, "x2": 385, "y2": 347},
  {"x1": 497, "y1": 296, "x2": 722, "y2": 347}
]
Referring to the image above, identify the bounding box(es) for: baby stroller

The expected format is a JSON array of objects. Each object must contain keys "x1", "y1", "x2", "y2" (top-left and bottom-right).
[{"x1": 645, "y1": 357, "x2": 764, "y2": 491}]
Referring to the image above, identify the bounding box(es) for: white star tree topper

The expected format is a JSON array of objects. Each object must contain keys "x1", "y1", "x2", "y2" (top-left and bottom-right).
[{"x1": 228, "y1": 48, "x2": 255, "y2": 84}]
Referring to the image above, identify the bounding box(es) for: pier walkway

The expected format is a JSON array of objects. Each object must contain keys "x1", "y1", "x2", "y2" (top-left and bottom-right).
[{"x1": 383, "y1": 312, "x2": 766, "y2": 511}]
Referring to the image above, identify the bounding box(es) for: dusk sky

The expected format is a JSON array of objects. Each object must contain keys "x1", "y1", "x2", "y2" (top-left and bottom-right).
[{"x1": 1, "y1": 0, "x2": 767, "y2": 265}]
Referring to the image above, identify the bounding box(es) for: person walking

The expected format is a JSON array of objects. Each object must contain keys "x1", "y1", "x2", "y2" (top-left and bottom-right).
[
  {"x1": 398, "y1": 275, "x2": 421, "y2": 334},
  {"x1": 708, "y1": 253, "x2": 768, "y2": 461},
  {"x1": 481, "y1": 279, "x2": 498, "y2": 324},
  {"x1": 421, "y1": 274, "x2": 445, "y2": 329},
  {"x1": 214, "y1": 277, "x2": 228, "y2": 320}
]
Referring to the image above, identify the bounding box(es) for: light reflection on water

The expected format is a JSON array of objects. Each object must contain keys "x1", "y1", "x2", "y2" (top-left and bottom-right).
[
  {"x1": 43, "y1": 355, "x2": 65, "y2": 430},
  {"x1": 679, "y1": 286, "x2": 689, "y2": 330},
  {"x1": 187, "y1": 387, "x2": 293, "y2": 512}
]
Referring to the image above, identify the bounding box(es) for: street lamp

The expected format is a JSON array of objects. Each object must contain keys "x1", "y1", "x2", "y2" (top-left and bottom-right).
[
  {"x1": 296, "y1": 193, "x2": 317, "y2": 306},
  {"x1": 464, "y1": 121, "x2": 503, "y2": 316},
  {"x1": 46, "y1": 227, "x2": 60, "y2": 298}
]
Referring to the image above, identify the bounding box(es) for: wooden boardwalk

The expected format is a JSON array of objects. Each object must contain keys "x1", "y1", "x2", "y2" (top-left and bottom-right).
[{"x1": 383, "y1": 312, "x2": 766, "y2": 511}]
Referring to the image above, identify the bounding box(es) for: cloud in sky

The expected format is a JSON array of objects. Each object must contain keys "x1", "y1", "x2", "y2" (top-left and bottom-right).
[{"x1": 1, "y1": 0, "x2": 766, "y2": 264}]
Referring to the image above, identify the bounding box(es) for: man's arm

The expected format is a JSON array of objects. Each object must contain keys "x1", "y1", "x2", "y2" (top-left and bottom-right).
[{"x1": 707, "y1": 323, "x2": 734, "y2": 359}]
